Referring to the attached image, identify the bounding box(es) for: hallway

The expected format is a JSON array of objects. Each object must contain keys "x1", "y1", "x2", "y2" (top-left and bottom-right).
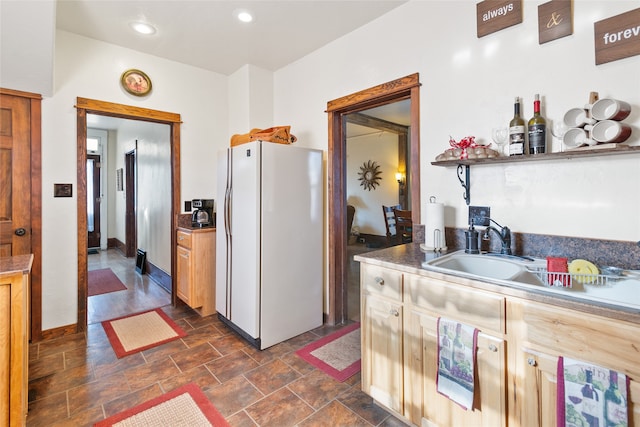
[{"x1": 87, "y1": 249, "x2": 171, "y2": 324}]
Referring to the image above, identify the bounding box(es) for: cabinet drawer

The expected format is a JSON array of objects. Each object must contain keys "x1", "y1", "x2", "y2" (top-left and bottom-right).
[
  {"x1": 361, "y1": 264, "x2": 403, "y2": 301},
  {"x1": 406, "y1": 274, "x2": 505, "y2": 334},
  {"x1": 176, "y1": 229, "x2": 192, "y2": 249}
]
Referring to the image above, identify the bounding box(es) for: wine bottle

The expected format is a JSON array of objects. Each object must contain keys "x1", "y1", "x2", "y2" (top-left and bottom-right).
[
  {"x1": 509, "y1": 97, "x2": 525, "y2": 156},
  {"x1": 604, "y1": 370, "x2": 626, "y2": 427},
  {"x1": 581, "y1": 370, "x2": 600, "y2": 427},
  {"x1": 528, "y1": 94, "x2": 547, "y2": 154}
]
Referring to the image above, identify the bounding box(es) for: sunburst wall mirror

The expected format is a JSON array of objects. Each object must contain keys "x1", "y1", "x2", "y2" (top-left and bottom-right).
[{"x1": 358, "y1": 160, "x2": 382, "y2": 191}]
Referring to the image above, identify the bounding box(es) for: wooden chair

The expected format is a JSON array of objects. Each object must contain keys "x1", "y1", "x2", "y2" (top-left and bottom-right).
[
  {"x1": 382, "y1": 204, "x2": 401, "y2": 244},
  {"x1": 393, "y1": 208, "x2": 413, "y2": 243}
]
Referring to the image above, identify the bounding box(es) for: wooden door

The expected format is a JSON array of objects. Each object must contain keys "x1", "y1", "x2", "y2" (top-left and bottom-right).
[
  {"x1": 0, "y1": 94, "x2": 32, "y2": 257},
  {"x1": 87, "y1": 154, "x2": 101, "y2": 249}
]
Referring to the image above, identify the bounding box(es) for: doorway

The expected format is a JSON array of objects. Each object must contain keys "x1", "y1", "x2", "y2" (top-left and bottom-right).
[
  {"x1": 76, "y1": 98, "x2": 181, "y2": 334},
  {"x1": 86, "y1": 154, "x2": 101, "y2": 250},
  {"x1": 326, "y1": 73, "x2": 421, "y2": 325}
]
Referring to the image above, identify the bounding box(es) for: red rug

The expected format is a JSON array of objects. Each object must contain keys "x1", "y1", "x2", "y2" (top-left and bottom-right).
[
  {"x1": 88, "y1": 268, "x2": 127, "y2": 296},
  {"x1": 94, "y1": 383, "x2": 230, "y2": 426},
  {"x1": 102, "y1": 308, "x2": 187, "y2": 358},
  {"x1": 296, "y1": 322, "x2": 361, "y2": 382}
]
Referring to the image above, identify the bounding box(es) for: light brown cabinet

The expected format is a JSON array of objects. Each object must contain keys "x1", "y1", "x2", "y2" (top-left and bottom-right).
[
  {"x1": 404, "y1": 274, "x2": 507, "y2": 427},
  {"x1": 176, "y1": 228, "x2": 215, "y2": 316},
  {"x1": 359, "y1": 259, "x2": 640, "y2": 427},
  {"x1": 360, "y1": 264, "x2": 404, "y2": 414},
  {"x1": 1, "y1": 254, "x2": 32, "y2": 427}
]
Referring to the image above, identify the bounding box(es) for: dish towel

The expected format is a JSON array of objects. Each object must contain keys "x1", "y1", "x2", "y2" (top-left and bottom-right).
[
  {"x1": 436, "y1": 317, "x2": 479, "y2": 410},
  {"x1": 557, "y1": 356, "x2": 629, "y2": 427}
]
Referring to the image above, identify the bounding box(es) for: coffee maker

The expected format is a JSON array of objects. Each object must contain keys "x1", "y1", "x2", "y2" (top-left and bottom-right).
[{"x1": 191, "y1": 199, "x2": 215, "y2": 228}]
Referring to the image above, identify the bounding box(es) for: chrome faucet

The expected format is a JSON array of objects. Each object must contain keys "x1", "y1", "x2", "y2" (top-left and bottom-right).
[{"x1": 482, "y1": 218, "x2": 512, "y2": 255}]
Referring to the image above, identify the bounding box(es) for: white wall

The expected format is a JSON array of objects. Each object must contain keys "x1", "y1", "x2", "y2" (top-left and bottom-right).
[
  {"x1": 41, "y1": 30, "x2": 228, "y2": 330},
  {"x1": 274, "y1": 0, "x2": 640, "y2": 243},
  {"x1": 37, "y1": 1, "x2": 640, "y2": 331},
  {"x1": 347, "y1": 132, "x2": 400, "y2": 235}
]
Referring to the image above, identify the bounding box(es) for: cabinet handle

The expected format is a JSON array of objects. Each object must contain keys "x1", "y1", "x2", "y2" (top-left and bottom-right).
[
  {"x1": 488, "y1": 344, "x2": 498, "y2": 352},
  {"x1": 375, "y1": 277, "x2": 385, "y2": 286},
  {"x1": 527, "y1": 357, "x2": 537, "y2": 367},
  {"x1": 390, "y1": 309, "x2": 399, "y2": 317}
]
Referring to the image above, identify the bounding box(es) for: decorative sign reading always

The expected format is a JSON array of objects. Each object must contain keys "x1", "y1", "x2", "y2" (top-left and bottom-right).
[
  {"x1": 476, "y1": 0, "x2": 522, "y2": 38},
  {"x1": 594, "y1": 8, "x2": 640, "y2": 65},
  {"x1": 538, "y1": 0, "x2": 572, "y2": 44}
]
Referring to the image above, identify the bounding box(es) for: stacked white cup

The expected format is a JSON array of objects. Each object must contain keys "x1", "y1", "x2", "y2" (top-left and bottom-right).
[{"x1": 562, "y1": 98, "x2": 632, "y2": 149}]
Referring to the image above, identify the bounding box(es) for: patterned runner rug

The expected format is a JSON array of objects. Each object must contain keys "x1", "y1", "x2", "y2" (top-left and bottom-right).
[
  {"x1": 296, "y1": 322, "x2": 361, "y2": 382},
  {"x1": 102, "y1": 308, "x2": 187, "y2": 358}
]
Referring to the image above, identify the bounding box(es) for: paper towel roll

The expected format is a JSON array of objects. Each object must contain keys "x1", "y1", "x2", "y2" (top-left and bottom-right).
[{"x1": 424, "y1": 201, "x2": 446, "y2": 250}]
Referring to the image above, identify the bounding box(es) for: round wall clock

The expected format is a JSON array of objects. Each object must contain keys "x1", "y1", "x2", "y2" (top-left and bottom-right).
[
  {"x1": 358, "y1": 160, "x2": 382, "y2": 191},
  {"x1": 120, "y1": 69, "x2": 152, "y2": 96}
]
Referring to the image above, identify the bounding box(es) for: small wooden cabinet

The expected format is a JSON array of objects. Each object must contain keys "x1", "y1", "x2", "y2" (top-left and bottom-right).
[
  {"x1": 176, "y1": 228, "x2": 215, "y2": 316},
  {"x1": 1, "y1": 254, "x2": 32, "y2": 427},
  {"x1": 360, "y1": 264, "x2": 404, "y2": 414},
  {"x1": 404, "y1": 274, "x2": 507, "y2": 427}
]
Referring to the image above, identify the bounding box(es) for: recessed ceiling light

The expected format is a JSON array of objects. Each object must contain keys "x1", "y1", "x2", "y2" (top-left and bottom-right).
[
  {"x1": 129, "y1": 21, "x2": 157, "y2": 35},
  {"x1": 234, "y1": 10, "x2": 253, "y2": 23}
]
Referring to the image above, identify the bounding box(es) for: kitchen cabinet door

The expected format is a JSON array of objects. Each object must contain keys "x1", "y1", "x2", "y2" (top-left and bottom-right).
[
  {"x1": 522, "y1": 350, "x2": 640, "y2": 427},
  {"x1": 361, "y1": 293, "x2": 404, "y2": 414},
  {"x1": 176, "y1": 245, "x2": 197, "y2": 307},
  {"x1": 405, "y1": 308, "x2": 507, "y2": 427}
]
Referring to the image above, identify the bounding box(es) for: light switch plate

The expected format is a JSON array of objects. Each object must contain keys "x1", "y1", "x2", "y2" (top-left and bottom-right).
[{"x1": 469, "y1": 206, "x2": 490, "y2": 226}]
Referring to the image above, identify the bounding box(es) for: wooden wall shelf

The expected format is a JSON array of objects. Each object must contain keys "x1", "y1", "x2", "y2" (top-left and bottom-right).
[
  {"x1": 431, "y1": 144, "x2": 640, "y2": 205},
  {"x1": 431, "y1": 144, "x2": 640, "y2": 167}
]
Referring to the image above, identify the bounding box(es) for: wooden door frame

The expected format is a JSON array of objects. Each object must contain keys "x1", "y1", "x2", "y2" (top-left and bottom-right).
[
  {"x1": 76, "y1": 98, "x2": 181, "y2": 333},
  {"x1": 326, "y1": 73, "x2": 421, "y2": 325},
  {"x1": 125, "y1": 149, "x2": 137, "y2": 257},
  {"x1": 0, "y1": 88, "x2": 43, "y2": 341}
]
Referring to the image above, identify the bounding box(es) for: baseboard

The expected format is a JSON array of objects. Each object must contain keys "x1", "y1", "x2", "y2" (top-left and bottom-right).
[
  {"x1": 40, "y1": 323, "x2": 78, "y2": 341},
  {"x1": 107, "y1": 237, "x2": 126, "y2": 255},
  {"x1": 145, "y1": 260, "x2": 171, "y2": 293}
]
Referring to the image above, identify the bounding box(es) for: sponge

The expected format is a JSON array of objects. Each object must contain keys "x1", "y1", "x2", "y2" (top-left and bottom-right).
[{"x1": 568, "y1": 259, "x2": 599, "y2": 284}]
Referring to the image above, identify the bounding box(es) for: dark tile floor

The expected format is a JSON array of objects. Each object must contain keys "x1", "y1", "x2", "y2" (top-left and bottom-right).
[{"x1": 27, "y1": 249, "x2": 406, "y2": 426}]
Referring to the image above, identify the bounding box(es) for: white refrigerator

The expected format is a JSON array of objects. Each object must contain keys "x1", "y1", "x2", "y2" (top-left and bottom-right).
[{"x1": 216, "y1": 141, "x2": 323, "y2": 350}]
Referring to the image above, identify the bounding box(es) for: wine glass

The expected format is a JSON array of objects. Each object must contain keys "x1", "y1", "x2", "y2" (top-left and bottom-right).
[
  {"x1": 550, "y1": 120, "x2": 569, "y2": 153},
  {"x1": 491, "y1": 127, "x2": 509, "y2": 156}
]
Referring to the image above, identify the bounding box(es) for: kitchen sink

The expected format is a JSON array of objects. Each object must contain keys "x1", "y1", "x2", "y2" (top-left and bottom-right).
[
  {"x1": 423, "y1": 252, "x2": 544, "y2": 284},
  {"x1": 422, "y1": 251, "x2": 640, "y2": 310}
]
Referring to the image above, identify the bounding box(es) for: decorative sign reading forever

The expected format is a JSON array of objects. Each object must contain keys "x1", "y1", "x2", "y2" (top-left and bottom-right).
[
  {"x1": 476, "y1": 0, "x2": 522, "y2": 38},
  {"x1": 538, "y1": 0, "x2": 573, "y2": 44},
  {"x1": 594, "y1": 8, "x2": 640, "y2": 65}
]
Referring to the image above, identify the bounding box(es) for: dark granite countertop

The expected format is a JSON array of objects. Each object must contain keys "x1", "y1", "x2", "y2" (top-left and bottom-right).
[{"x1": 355, "y1": 243, "x2": 640, "y2": 325}]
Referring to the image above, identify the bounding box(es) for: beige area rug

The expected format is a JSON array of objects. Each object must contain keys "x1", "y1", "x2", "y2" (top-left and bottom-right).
[
  {"x1": 94, "y1": 383, "x2": 230, "y2": 426},
  {"x1": 102, "y1": 308, "x2": 187, "y2": 358},
  {"x1": 295, "y1": 322, "x2": 361, "y2": 382}
]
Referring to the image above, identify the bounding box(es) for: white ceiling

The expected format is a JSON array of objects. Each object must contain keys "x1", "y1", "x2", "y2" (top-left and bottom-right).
[
  {"x1": 2, "y1": 0, "x2": 410, "y2": 129},
  {"x1": 55, "y1": 0, "x2": 407, "y2": 76}
]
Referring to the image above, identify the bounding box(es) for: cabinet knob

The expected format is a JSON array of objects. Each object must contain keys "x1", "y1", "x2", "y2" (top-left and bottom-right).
[
  {"x1": 390, "y1": 309, "x2": 399, "y2": 317},
  {"x1": 527, "y1": 357, "x2": 537, "y2": 367},
  {"x1": 488, "y1": 344, "x2": 498, "y2": 352},
  {"x1": 375, "y1": 277, "x2": 385, "y2": 286}
]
